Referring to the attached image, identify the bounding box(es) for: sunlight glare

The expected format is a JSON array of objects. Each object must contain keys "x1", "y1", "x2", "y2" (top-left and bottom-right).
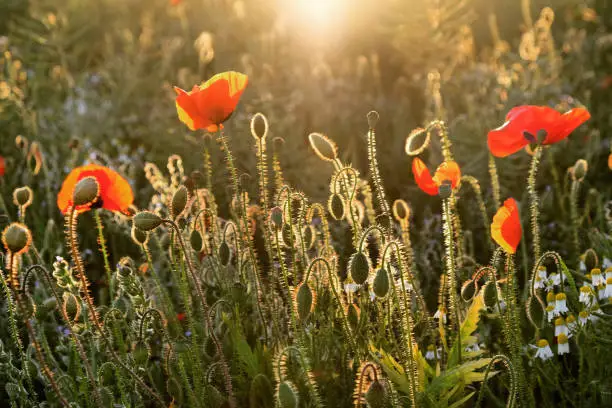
[{"x1": 281, "y1": 0, "x2": 349, "y2": 39}]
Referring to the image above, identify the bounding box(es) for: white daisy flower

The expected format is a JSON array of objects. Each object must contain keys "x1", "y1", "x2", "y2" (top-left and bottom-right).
[
  {"x1": 557, "y1": 334, "x2": 570, "y2": 355},
  {"x1": 555, "y1": 293, "x2": 569, "y2": 314},
  {"x1": 566, "y1": 314, "x2": 577, "y2": 335},
  {"x1": 425, "y1": 345, "x2": 437, "y2": 361},
  {"x1": 554, "y1": 317, "x2": 568, "y2": 337},
  {"x1": 579, "y1": 310, "x2": 590, "y2": 325},
  {"x1": 535, "y1": 339, "x2": 554, "y2": 361},
  {"x1": 579, "y1": 286, "x2": 595, "y2": 306},
  {"x1": 591, "y1": 269, "x2": 604, "y2": 286},
  {"x1": 433, "y1": 307, "x2": 447, "y2": 324}
]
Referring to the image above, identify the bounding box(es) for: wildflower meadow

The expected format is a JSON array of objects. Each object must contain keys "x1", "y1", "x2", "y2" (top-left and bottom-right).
[{"x1": 1, "y1": 0, "x2": 612, "y2": 407}]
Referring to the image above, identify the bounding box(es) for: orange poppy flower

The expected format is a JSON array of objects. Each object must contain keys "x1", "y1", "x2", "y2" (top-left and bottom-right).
[
  {"x1": 174, "y1": 71, "x2": 248, "y2": 132},
  {"x1": 487, "y1": 105, "x2": 590, "y2": 157},
  {"x1": 412, "y1": 157, "x2": 461, "y2": 196},
  {"x1": 0, "y1": 155, "x2": 5, "y2": 177},
  {"x1": 57, "y1": 164, "x2": 134, "y2": 214},
  {"x1": 491, "y1": 198, "x2": 522, "y2": 254}
]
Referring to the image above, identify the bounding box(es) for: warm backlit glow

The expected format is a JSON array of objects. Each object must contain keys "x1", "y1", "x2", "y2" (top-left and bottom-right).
[{"x1": 280, "y1": 0, "x2": 349, "y2": 39}]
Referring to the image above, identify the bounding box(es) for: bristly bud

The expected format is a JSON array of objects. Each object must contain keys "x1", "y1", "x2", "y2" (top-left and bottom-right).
[
  {"x1": 2, "y1": 222, "x2": 32, "y2": 254},
  {"x1": 347, "y1": 303, "x2": 361, "y2": 329},
  {"x1": 349, "y1": 251, "x2": 371, "y2": 285},
  {"x1": 269, "y1": 206, "x2": 284, "y2": 228},
  {"x1": 526, "y1": 295, "x2": 545, "y2": 328},
  {"x1": 281, "y1": 224, "x2": 293, "y2": 247},
  {"x1": 303, "y1": 225, "x2": 315, "y2": 250},
  {"x1": 190, "y1": 230, "x2": 203, "y2": 252},
  {"x1": 277, "y1": 381, "x2": 299, "y2": 408},
  {"x1": 438, "y1": 180, "x2": 452, "y2": 199},
  {"x1": 461, "y1": 279, "x2": 477, "y2": 301},
  {"x1": 133, "y1": 211, "x2": 163, "y2": 231},
  {"x1": 131, "y1": 225, "x2": 149, "y2": 245},
  {"x1": 295, "y1": 282, "x2": 315, "y2": 320},
  {"x1": 367, "y1": 110, "x2": 380, "y2": 129},
  {"x1": 62, "y1": 292, "x2": 81, "y2": 323},
  {"x1": 584, "y1": 249, "x2": 598, "y2": 271},
  {"x1": 482, "y1": 281, "x2": 499, "y2": 308},
  {"x1": 250, "y1": 112, "x2": 269, "y2": 140},
  {"x1": 171, "y1": 186, "x2": 188, "y2": 218},
  {"x1": 73, "y1": 176, "x2": 100, "y2": 207},
  {"x1": 308, "y1": 132, "x2": 338, "y2": 162},
  {"x1": 13, "y1": 186, "x2": 33, "y2": 208},
  {"x1": 372, "y1": 268, "x2": 390, "y2": 298},
  {"x1": 392, "y1": 199, "x2": 410, "y2": 221},
  {"x1": 328, "y1": 193, "x2": 345, "y2": 220},
  {"x1": 365, "y1": 380, "x2": 388, "y2": 408},
  {"x1": 571, "y1": 159, "x2": 588, "y2": 182},
  {"x1": 405, "y1": 127, "x2": 430, "y2": 156},
  {"x1": 218, "y1": 241, "x2": 231, "y2": 266}
]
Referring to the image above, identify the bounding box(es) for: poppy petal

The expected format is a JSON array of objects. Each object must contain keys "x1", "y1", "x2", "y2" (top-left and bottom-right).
[
  {"x1": 544, "y1": 107, "x2": 591, "y2": 145},
  {"x1": 491, "y1": 198, "x2": 522, "y2": 254},
  {"x1": 433, "y1": 161, "x2": 461, "y2": 190},
  {"x1": 412, "y1": 158, "x2": 439, "y2": 196},
  {"x1": 0, "y1": 156, "x2": 5, "y2": 177}
]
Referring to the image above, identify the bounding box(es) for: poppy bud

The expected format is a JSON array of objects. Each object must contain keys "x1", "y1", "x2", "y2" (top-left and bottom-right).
[
  {"x1": 584, "y1": 249, "x2": 598, "y2": 271},
  {"x1": 73, "y1": 177, "x2": 100, "y2": 207},
  {"x1": 250, "y1": 112, "x2": 269, "y2": 140},
  {"x1": 42, "y1": 297, "x2": 57, "y2": 312},
  {"x1": 218, "y1": 241, "x2": 231, "y2": 266},
  {"x1": 328, "y1": 193, "x2": 345, "y2": 220},
  {"x1": 2, "y1": 222, "x2": 32, "y2": 254},
  {"x1": 281, "y1": 224, "x2": 293, "y2": 247},
  {"x1": 296, "y1": 283, "x2": 314, "y2": 320},
  {"x1": 461, "y1": 279, "x2": 477, "y2": 301},
  {"x1": 308, "y1": 132, "x2": 338, "y2": 162},
  {"x1": 133, "y1": 211, "x2": 163, "y2": 231},
  {"x1": 131, "y1": 226, "x2": 149, "y2": 245},
  {"x1": 21, "y1": 295, "x2": 37, "y2": 319},
  {"x1": 62, "y1": 292, "x2": 81, "y2": 323},
  {"x1": 482, "y1": 281, "x2": 499, "y2": 308},
  {"x1": 171, "y1": 186, "x2": 188, "y2": 218},
  {"x1": 302, "y1": 225, "x2": 315, "y2": 250},
  {"x1": 526, "y1": 295, "x2": 545, "y2": 328},
  {"x1": 349, "y1": 251, "x2": 371, "y2": 285},
  {"x1": 190, "y1": 170, "x2": 204, "y2": 189},
  {"x1": 438, "y1": 180, "x2": 452, "y2": 199},
  {"x1": 13, "y1": 186, "x2": 33, "y2": 208},
  {"x1": 405, "y1": 127, "x2": 430, "y2": 156},
  {"x1": 277, "y1": 382, "x2": 299, "y2": 408},
  {"x1": 190, "y1": 230, "x2": 203, "y2": 252},
  {"x1": 365, "y1": 380, "x2": 388, "y2": 408},
  {"x1": 269, "y1": 206, "x2": 283, "y2": 228},
  {"x1": 373, "y1": 268, "x2": 390, "y2": 298},
  {"x1": 571, "y1": 159, "x2": 588, "y2": 182},
  {"x1": 347, "y1": 303, "x2": 360, "y2": 329},
  {"x1": 392, "y1": 199, "x2": 410, "y2": 221},
  {"x1": 366, "y1": 110, "x2": 380, "y2": 129}
]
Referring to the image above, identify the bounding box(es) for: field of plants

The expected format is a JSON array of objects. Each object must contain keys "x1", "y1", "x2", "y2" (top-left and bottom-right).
[{"x1": 1, "y1": 0, "x2": 612, "y2": 406}]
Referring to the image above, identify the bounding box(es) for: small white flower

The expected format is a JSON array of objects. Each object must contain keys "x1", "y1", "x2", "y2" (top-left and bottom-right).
[
  {"x1": 465, "y1": 342, "x2": 481, "y2": 353},
  {"x1": 433, "y1": 308, "x2": 447, "y2": 324},
  {"x1": 554, "y1": 317, "x2": 568, "y2": 337},
  {"x1": 425, "y1": 345, "x2": 437, "y2": 361},
  {"x1": 605, "y1": 278, "x2": 612, "y2": 299},
  {"x1": 546, "y1": 304, "x2": 559, "y2": 322},
  {"x1": 603, "y1": 258, "x2": 612, "y2": 269},
  {"x1": 557, "y1": 334, "x2": 570, "y2": 355},
  {"x1": 344, "y1": 283, "x2": 359, "y2": 294},
  {"x1": 579, "y1": 260, "x2": 586, "y2": 272},
  {"x1": 599, "y1": 284, "x2": 607, "y2": 300},
  {"x1": 605, "y1": 267, "x2": 612, "y2": 281},
  {"x1": 579, "y1": 286, "x2": 595, "y2": 306},
  {"x1": 555, "y1": 293, "x2": 569, "y2": 314},
  {"x1": 535, "y1": 339, "x2": 554, "y2": 361},
  {"x1": 566, "y1": 314, "x2": 577, "y2": 336},
  {"x1": 534, "y1": 276, "x2": 546, "y2": 290},
  {"x1": 549, "y1": 273, "x2": 561, "y2": 287},
  {"x1": 579, "y1": 311, "x2": 590, "y2": 325},
  {"x1": 591, "y1": 269, "x2": 604, "y2": 286},
  {"x1": 537, "y1": 267, "x2": 548, "y2": 281}
]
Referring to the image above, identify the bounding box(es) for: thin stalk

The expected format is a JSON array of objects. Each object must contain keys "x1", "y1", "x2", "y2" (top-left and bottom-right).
[
  {"x1": 442, "y1": 197, "x2": 461, "y2": 363},
  {"x1": 94, "y1": 211, "x2": 114, "y2": 302},
  {"x1": 527, "y1": 146, "x2": 543, "y2": 267}
]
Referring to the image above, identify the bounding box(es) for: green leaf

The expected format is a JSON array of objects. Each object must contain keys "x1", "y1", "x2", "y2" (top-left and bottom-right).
[{"x1": 448, "y1": 294, "x2": 485, "y2": 367}]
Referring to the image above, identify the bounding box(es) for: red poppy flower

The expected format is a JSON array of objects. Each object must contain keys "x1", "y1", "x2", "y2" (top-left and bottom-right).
[
  {"x1": 57, "y1": 164, "x2": 134, "y2": 214},
  {"x1": 487, "y1": 105, "x2": 590, "y2": 157},
  {"x1": 174, "y1": 71, "x2": 248, "y2": 132},
  {"x1": 491, "y1": 198, "x2": 522, "y2": 254},
  {"x1": 412, "y1": 157, "x2": 461, "y2": 196},
  {"x1": 0, "y1": 156, "x2": 5, "y2": 177},
  {"x1": 176, "y1": 313, "x2": 186, "y2": 322}
]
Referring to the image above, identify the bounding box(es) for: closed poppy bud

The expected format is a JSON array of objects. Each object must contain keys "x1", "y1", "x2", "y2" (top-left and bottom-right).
[
  {"x1": 282, "y1": 224, "x2": 293, "y2": 246},
  {"x1": 277, "y1": 381, "x2": 299, "y2": 408},
  {"x1": 133, "y1": 211, "x2": 163, "y2": 231},
  {"x1": 367, "y1": 110, "x2": 380, "y2": 129},
  {"x1": 483, "y1": 281, "x2": 499, "y2": 308},
  {"x1": 328, "y1": 193, "x2": 345, "y2": 220},
  {"x1": 526, "y1": 295, "x2": 545, "y2": 328},
  {"x1": 190, "y1": 230, "x2": 203, "y2": 252},
  {"x1": 392, "y1": 199, "x2": 410, "y2": 221},
  {"x1": 218, "y1": 241, "x2": 231, "y2": 266},
  {"x1": 308, "y1": 132, "x2": 338, "y2": 162},
  {"x1": 269, "y1": 206, "x2": 283, "y2": 228},
  {"x1": 42, "y1": 297, "x2": 58, "y2": 313},
  {"x1": 13, "y1": 186, "x2": 33, "y2": 208},
  {"x1": 584, "y1": 249, "x2": 598, "y2": 271},
  {"x1": 62, "y1": 292, "x2": 81, "y2": 323},
  {"x1": 250, "y1": 112, "x2": 269, "y2": 140},
  {"x1": 171, "y1": 186, "x2": 188, "y2": 218},
  {"x1": 349, "y1": 251, "x2": 371, "y2": 285},
  {"x1": 365, "y1": 380, "x2": 388, "y2": 408},
  {"x1": 373, "y1": 268, "x2": 390, "y2": 298},
  {"x1": 73, "y1": 177, "x2": 100, "y2": 207},
  {"x1": 347, "y1": 303, "x2": 360, "y2": 329},
  {"x1": 571, "y1": 159, "x2": 588, "y2": 182},
  {"x1": 295, "y1": 283, "x2": 315, "y2": 320},
  {"x1": 2, "y1": 222, "x2": 32, "y2": 254},
  {"x1": 302, "y1": 225, "x2": 315, "y2": 250},
  {"x1": 461, "y1": 279, "x2": 477, "y2": 301},
  {"x1": 131, "y1": 226, "x2": 149, "y2": 245}
]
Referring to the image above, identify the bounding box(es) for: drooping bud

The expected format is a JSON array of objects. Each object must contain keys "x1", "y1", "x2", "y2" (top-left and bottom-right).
[
  {"x1": 302, "y1": 225, "x2": 315, "y2": 250},
  {"x1": 482, "y1": 281, "x2": 499, "y2": 308},
  {"x1": 131, "y1": 225, "x2": 149, "y2": 245},
  {"x1": 584, "y1": 249, "x2": 598, "y2": 271},
  {"x1": 277, "y1": 381, "x2": 299, "y2": 408},
  {"x1": 392, "y1": 199, "x2": 410, "y2": 221},
  {"x1": 365, "y1": 380, "x2": 388, "y2": 408},
  {"x1": 372, "y1": 268, "x2": 390, "y2": 298},
  {"x1": 461, "y1": 279, "x2": 477, "y2": 301},
  {"x1": 349, "y1": 251, "x2": 371, "y2": 285},
  {"x1": 62, "y1": 292, "x2": 81, "y2": 323},
  {"x1": 133, "y1": 211, "x2": 163, "y2": 231},
  {"x1": 571, "y1": 159, "x2": 588, "y2": 182},
  {"x1": 404, "y1": 127, "x2": 430, "y2": 156},
  {"x1": 218, "y1": 241, "x2": 231, "y2": 266},
  {"x1": 295, "y1": 283, "x2": 314, "y2": 320},
  {"x1": 347, "y1": 303, "x2": 361, "y2": 329},
  {"x1": 250, "y1": 112, "x2": 269, "y2": 140},
  {"x1": 269, "y1": 206, "x2": 284, "y2": 228},
  {"x1": 73, "y1": 176, "x2": 100, "y2": 207},
  {"x1": 2, "y1": 222, "x2": 32, "y2": 254},
  {"x1": 13, "y1": 186, "x2": 33, "y2": 208},
  {"x1": 190, "y1": 230, "x2": 203, "y2": 252},
  {"x1": 308, "y1": 132, "x2": 338, "y2": 162},
  {"x1": 328, "y1": 193, "x2": 345, "y2": 220},
  {"x1": 366, "y1": 110, "x2": 380, "y2": 129},
  {"x1": 171, "y1": 186, "x2": 188, "y2": 218},
  {"x1": 526, "y1": 295, "x2": 545, "y2": 328},
  {"x1": 282, "y1": 224, "x2": 293, "y2": 247}
]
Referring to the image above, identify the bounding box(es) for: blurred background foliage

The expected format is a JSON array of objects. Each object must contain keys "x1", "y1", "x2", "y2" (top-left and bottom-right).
[{"x1": 1, "y1": 0, "x2": 611, "y2": 260}]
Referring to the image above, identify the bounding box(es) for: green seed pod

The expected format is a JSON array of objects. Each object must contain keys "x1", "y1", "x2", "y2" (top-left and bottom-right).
[
  {"x1": 277, "y1": 381, "x2": 299, "y2": 408},
  {"x1": 365, "y1": 380, "x2": 388, "y2": 408},
  {"x1": 269, "y1": 206, "x2": 284, "y2": 228},
  {"x1": 572, "y1": 159, "x2": 588, "y2": 182},
  {"x1": 72, "y1": 176, "x2": 100, "y2": 207},
  {"x1": 62, "y1": 292, "x2": 81, "y2": 323},
  {"x1": 303, "y1": 225, "x2": 315, "y2": 250},
  {"x1": 296, "y1": 283, "x2": 314, "y2": 320},
  {"x1": 373, "y1": 268, "x2": 390, "y2": 298},
  {"x1": 392, "y1": 199, "x2": 410, "y2": 221},
  {"x1": 2, "y1": 222, "x2": 32, "y2": 254},
  {"x1": 282, "y1": 224, "x2": 293, "y2": 247},
  {"x1": 482, "y1": 281, "x2": 499, "y2": 309},
  {"x1": 13, "y1": 186, "x2": 33, "y2": 208},
  {"x1": 308, "y1": 132, "x2": 338, "y2": 162},
  {"x1": 133, "y1": 342, "x2": 149, "y2": 365},
  {"x1": 584, "y1": 249, "x2": 598, "y2": 271},
  {"x1": 131, "y1": 226, "x2": 149, "y2": 246},
  {"x1": 328, "y1": 193, "x2": 345, "y2": 220},
  {"x1": 171, "y1": 186, "x2": 188, "y2": 218},
  {"x1": 461, "y1": 279, "x2": 477, "y2": 301},
  {"x1": 250, "y1": 112, "x2": 269, "y2": 140},
  {"x1": 349, "y1": 251, "x2": 371, "y2": 285},
  {"x1": 367, "y1": 110, "x2": 380, "y2": 129},
  {"x1": 42, "y1": 297, "x2": 57, "y2": 313},
  {"x1": 133, "y1": 211, "x2": 163, "y2": 231},
  {"x1": 219, "y1": 241, "x2": 231, "y2": 266},
  {"x1": 347, "y1": 303, "x2": 360, "y2": 330},
  {"x1": 190, "y1": 230, "x2": 203, "y2": 252},
  {"x1": 526, "y1": 295, "x2": 545, "y2": 328}
]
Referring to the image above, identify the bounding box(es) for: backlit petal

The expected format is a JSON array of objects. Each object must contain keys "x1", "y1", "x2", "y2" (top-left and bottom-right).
[
  {"x1": 433, "y1": 161, "x2": 461, "y2": 190},
  {"x1": 412, "y1": 158, "x2": 438, "y2": 196},
  {"x1": 491, "y1": 198, "x2": 522, "y2": 254},
  {"x1": 545, "y1": 107, "x2": 591, "y2": 145}
]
